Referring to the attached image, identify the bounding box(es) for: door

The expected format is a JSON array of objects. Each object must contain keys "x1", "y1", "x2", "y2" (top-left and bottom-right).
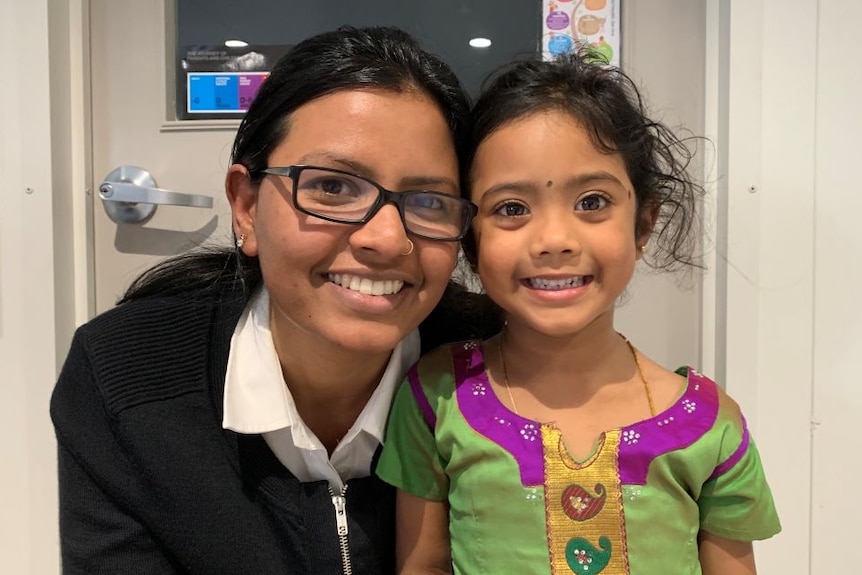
[
  {"x1": 88, "y1": 0, "x2": 545, "y2": 312},
  {"x1": 88, "y1": 0, "x2": 706, "y2": 371},
  {"x1": 90, "y1": 0, "x2": 235, "y2": 311}
]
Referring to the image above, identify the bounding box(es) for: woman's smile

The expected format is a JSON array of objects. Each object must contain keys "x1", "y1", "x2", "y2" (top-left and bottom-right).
[{"x1": 327, "y1": 273, "x2": 407, "y2": 296}]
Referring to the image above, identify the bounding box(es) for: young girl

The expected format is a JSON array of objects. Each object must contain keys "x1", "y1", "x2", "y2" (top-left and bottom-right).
[{"x1": 377, "y1": 51, "x2": 780, "y2": 575}]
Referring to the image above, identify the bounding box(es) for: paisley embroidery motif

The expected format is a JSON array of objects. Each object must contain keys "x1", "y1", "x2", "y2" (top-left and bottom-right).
[
  {"x1": 561, "y1": 483, "x2": 606, "y2": 521},
  {"x1": 566, "y1": 536, "x2": 612, "y2": 573}
]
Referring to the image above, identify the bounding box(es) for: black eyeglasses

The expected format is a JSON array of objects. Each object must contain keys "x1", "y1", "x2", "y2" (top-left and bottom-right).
[{"x1": 260, "y1": 165, "x2": 477, "y2": 241}]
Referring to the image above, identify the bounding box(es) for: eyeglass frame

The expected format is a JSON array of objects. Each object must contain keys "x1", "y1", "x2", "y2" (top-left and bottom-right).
[{"x1": 258, "y1": 165, "x2": 478, "y2": 241}]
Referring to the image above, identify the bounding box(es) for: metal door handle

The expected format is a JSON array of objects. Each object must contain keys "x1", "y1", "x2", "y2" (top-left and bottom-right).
[
  {"x1": 100, "y1": 182, "x2": 213, "y2": 208},
  {"x1": 99, "y1": 165, "x2": 214, "y2": 224}
]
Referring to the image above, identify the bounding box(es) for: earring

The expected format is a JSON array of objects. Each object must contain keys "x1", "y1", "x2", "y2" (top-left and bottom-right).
[
  {"x1": 401, "y1": 239, "x2": 414, "y2": 256},
  {"x1": 639, "y1": 244, "x2": 648, "y2": 253},
  {"x1": 236, "y1": 233, "x2": 246, "y2": 249}
]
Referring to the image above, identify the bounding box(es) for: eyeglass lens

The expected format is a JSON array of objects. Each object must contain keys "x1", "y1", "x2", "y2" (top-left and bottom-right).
[{"x1": 295, "y1": 168, "x2": 470, "y2": 239}]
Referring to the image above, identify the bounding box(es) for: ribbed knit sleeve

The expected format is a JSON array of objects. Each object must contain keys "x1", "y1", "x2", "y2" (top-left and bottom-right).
[{"x1": 52, "y1": 327, "x2": 185, "y2": 574}]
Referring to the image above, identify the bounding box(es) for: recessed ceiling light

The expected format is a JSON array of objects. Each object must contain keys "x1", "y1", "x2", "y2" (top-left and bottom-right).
[
  {"x1": 225, "y1": 39, "x2": 249, "y2": 48},
  {"x1": 469, "y1": 37, "x2": 492, "y2": 48}
]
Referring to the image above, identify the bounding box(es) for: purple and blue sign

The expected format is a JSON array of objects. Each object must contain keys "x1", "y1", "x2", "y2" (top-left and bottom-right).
[{"x1": 187, "y1": 72, "x2": 269, "y2": 114}]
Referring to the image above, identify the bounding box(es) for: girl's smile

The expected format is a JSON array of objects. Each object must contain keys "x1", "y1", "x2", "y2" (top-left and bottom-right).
[
  {"x1": 521, "y1": 274, "x2": 594, "y2": 305},
  {"x1": 524, "y1": 275, "x2": 591, "y2": 290}
]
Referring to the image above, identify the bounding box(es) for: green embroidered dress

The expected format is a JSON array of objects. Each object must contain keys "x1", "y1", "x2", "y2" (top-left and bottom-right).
[{"x1": 377, "y1": 341, "x2": 781, "y2": 574}]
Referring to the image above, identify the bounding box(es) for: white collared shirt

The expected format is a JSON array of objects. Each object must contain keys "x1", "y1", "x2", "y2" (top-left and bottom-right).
[{"x1": 223, "y1": 287, "x2": 420, "y2": 491}]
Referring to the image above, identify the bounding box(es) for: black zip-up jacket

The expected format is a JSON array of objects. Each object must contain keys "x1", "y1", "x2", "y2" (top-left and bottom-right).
[{"x1": 50, "y1": 278, "x2": 500, "y2": 574}]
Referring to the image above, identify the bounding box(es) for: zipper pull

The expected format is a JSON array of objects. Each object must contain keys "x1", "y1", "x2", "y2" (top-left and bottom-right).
[{"x1": 331, "y1": 494, "x2": 348, "y2": 537}]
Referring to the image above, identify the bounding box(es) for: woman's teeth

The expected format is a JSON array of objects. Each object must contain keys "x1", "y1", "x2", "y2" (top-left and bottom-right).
[
  {"x1": 528, "y1": 276, "x2": 586, "y2": 290},
  {"x1": 328, "y1": 273, "x2": 405, "y2": 295}
]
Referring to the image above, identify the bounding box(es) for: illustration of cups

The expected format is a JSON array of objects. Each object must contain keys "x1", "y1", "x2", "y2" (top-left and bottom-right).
[
  {"x1": 585, "y1": 0, "x2": 607, "y2": 10},
  {"x1": 546, "y1": 33, "x2": 575, "y2": 56},
  {"x1": 576, "y1": 14, "x2": 605, "y2": 36},
  {"x1": 547, "y1": 9, "x2": 571, "y2": 31}
]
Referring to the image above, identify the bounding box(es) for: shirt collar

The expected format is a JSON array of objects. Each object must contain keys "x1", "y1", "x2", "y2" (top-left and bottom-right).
[{"x1": 223, "y1": 287, "x2": 419, "y2": 444}]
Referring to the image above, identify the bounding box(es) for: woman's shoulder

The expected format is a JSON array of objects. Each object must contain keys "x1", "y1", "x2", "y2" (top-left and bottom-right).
[
  {"x1": 63, "y1": 280, "x2": 247, "y2": 414},
  {"x1": 81, "y1": 279, "x2": 245, "y2": 344}
]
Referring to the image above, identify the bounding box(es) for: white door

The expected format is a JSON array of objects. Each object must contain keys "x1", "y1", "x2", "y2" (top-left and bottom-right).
[
  {"x1": 90, "y1": 0, "x2": 236, "y2": 312},
  {"x1": 88, "y1": 0, "x2": 706, "y2": 371}
]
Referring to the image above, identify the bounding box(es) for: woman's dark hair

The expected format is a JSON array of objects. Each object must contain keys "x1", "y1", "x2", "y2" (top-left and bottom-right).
[
  {"x1": 464, "y1": 48, "x2": 704, "y2": 272},
  {"x1": 121, "y1": 26, "x2": 472, "y2": 304}
]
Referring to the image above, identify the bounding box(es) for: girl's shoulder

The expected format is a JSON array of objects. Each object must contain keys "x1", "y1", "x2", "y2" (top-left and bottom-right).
[
  {"x1": 641, "y1": 361, "x2": 689, "y2": 415},
  {"x1": 415, "y1": 339, "x2": 485, "y2": 376},
  {"x1": 410, "y1": 339, "x2": 488, "y2": 397},
  {"x1": 640, "y1": 357, "x2": 742, "y2": 420}
]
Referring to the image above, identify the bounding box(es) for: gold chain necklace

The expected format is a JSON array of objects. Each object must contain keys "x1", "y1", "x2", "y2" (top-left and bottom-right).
[{"x1": 497, "y1": 333, "x2": 657, "y2": 418}]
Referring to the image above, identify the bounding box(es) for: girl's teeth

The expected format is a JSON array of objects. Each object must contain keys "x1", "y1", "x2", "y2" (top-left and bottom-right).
[
  {"x1": 528, "y1": 277, "x2": 586, "y2": 290},
  {"x1": 328, "y1": 274, "x2": 404, "y2": 295}
]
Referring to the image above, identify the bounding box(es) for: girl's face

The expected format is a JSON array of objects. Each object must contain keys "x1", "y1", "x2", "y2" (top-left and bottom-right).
[
  {"x1": 228, "y1": 89, "x2": 460, "y2": 354},
  {"x1": 470, "y1": 111, "x2": 648, "y2": 340}
]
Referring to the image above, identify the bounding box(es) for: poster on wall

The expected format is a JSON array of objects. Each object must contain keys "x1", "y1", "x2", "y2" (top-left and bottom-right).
[
  {"x1": 176, "y1": 45, "x2": 291, "y2": 121},
  {"x1": 542, "y1": 0, "x2": 621, "y2": 66}
]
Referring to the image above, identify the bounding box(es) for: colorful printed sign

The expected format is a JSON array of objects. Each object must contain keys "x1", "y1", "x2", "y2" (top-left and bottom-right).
[
  {"x1": 177, "y1": 45, "x2": 290, "y2": 120},
  {"x1": 187, "y1": 72, "x2": 270, "y2": 114},
  {"x1": 542, "y1": 0, "x2": 621, "y2": 66}
]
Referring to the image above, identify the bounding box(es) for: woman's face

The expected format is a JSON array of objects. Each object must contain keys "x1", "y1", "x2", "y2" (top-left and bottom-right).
[{"x1": 229, "y1": 89, "x2": 460, "y2": 354}]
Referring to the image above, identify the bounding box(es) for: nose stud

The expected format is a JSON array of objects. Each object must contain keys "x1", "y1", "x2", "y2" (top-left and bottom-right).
[{"x1": 401, "y1": 239, "x2": 414, "y2": 256}]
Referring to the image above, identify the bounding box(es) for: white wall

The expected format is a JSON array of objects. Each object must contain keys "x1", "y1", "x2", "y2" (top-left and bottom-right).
[
  {"x1": 810, "y1": 0, "x2": 862, "y2": 570},
  {"x1": 723, "y1": 0, "x2": 816, "y2": 571},
  {"x1": 721, "y1": 0, "x2": 861, "y2": 573},
  {"x1": 0, "y1": 0, "x2": 62, "y2": 573}
]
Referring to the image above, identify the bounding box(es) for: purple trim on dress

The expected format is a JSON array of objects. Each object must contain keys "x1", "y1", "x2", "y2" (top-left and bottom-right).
[
  {"x1": 407, "y1": 365, "x2": 437, "y2": 432},
  {"x1": 618, "y1": 369, "x2": 720, "y2": 485},
  {"x1": 453, "y1": 345, "x2": 722, "y2": 488},
  {"x1": 453, "y1": 342, "x2": 546, "y2": 487},
  {"x1": 707, "y1": 414, "x2": 751, "y2": 483}
]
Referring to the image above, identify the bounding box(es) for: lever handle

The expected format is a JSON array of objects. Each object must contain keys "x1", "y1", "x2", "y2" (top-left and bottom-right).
[
  {"x1": 98, "y1": 165, "x2": 213, "y2": 224},
  {"x1": 99, "y1": 182, "x2": 213, "y2": 208}
]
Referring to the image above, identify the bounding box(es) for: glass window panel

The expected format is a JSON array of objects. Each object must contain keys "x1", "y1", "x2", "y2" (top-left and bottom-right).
[{"x1": 174, "y1": 0, "x2": 542, "y2": 120}]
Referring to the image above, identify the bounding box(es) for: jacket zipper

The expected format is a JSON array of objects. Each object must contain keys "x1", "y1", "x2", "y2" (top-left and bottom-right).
[{"x1": 329, "y1": 485, "x2": 352, "y2": 575}]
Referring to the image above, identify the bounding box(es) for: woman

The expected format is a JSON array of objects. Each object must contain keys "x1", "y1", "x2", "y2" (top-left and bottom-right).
[{"x1": 50, "y1": 26, "x2": 500, "y2": 574}]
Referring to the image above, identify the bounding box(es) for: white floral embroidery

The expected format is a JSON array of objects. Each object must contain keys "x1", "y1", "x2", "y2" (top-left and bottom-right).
[
  {"x1": 472, "y1": 382, "x2": 486, "y2": 396},
  {"x1": 519, "y1": 423, "x2": 539, "y2": 442},
  {"x1": 622, "y1": 429, "x2": 641, "y2": 445},
  {"x1": 683, "y1": 399, "x2": 697, "y2": 414}
]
